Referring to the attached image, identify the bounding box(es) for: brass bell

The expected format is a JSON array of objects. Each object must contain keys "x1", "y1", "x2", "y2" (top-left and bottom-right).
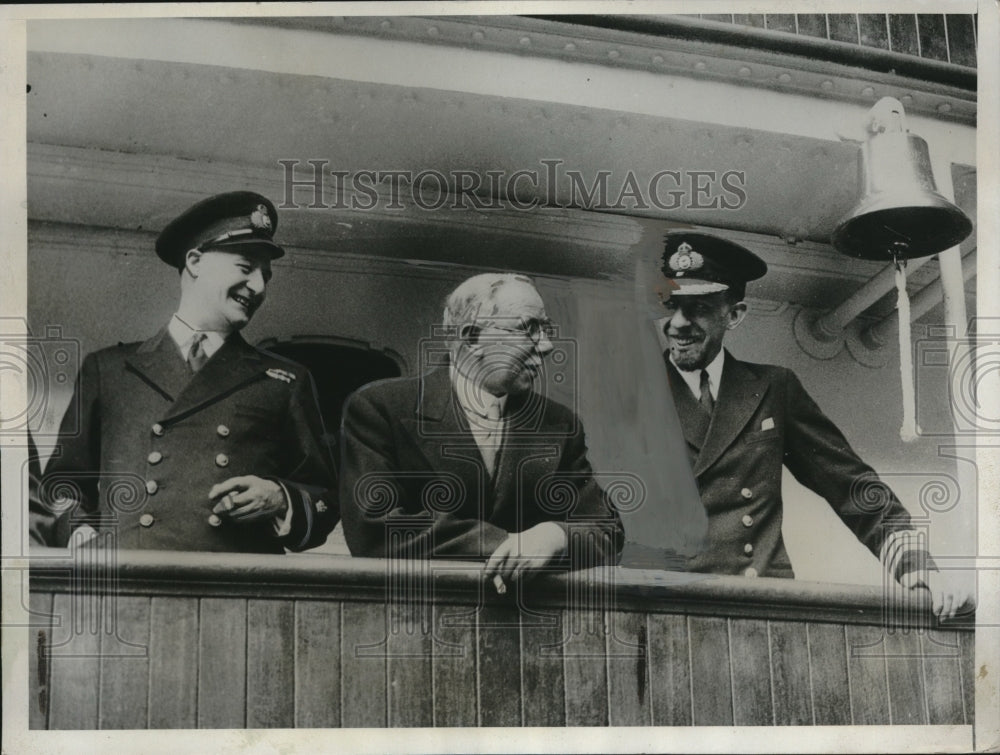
[{"x1": 832, "y1": 97, "x2": 972, "y2": 261}]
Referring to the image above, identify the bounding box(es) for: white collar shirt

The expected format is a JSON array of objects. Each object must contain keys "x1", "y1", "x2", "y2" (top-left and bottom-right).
[
  {"x1": 168, "y1": 314, "x2": 227, "y2": 363},
  {"x1": 450, "y1": 366, "x2": 507, "y2": 475},
  {"x1": 670, "y1": 348, "x2": 725, "y2": 402}
]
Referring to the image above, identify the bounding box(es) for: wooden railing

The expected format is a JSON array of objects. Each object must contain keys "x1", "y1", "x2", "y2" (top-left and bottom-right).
[{"x1": 28, "y1": 547, "x2": 973, "y2": 729}]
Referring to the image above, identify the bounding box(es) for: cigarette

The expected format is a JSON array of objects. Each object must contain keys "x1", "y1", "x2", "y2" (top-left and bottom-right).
[{"x1": 493, "y1": 574, "x2": 507, "y2": 595}]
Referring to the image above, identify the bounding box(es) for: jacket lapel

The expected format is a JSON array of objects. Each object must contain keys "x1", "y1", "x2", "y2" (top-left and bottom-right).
[
  {"x1": 693, "y1": 352, "x2": 769, "y2": 477},
  {"x1": 492, "y1": 390, "x2": 568, "y2": 519},
  {"x1": 400, "y1": 368, "x2": 485, "y2": 503},
  {"x1": 162, "y1": 333, "x2": 266, "y2": 422},
  {"x1": 124, "y1": 326, "x2": 193, "y2": 402},
  {"x1": 664, "y1": 357, "x2": 711, "y2": 454}
]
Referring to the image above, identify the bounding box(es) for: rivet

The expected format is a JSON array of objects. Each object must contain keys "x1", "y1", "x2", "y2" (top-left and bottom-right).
[
  {"x1": 652, "y1": 54, "x2": 664, "y2": 64},
  {"x1": 564, "y1": 42, "x2": 576, "y2": 52},
  {"x1": 427, "y1": 26, "x2": 439, "y2": 37},
  {"x1": 694, "y1": 60, "x2": 707, "y2": 71},
  {"x1": 519, "y1": 36, "x2": 531, "y2": 47},
  {"x1": 472, "y1": 30, "x2": 484, "y2": 41},
  {"x1": 738, "y1": 66, "x2": 752, "y2": 77},
  {"x1": 861, "y1": 86, "x2": 876, "y2": 97},
  {"x1": 821, "y1": 80, "x2": 834, "y2": 91},
  {"x1": 608, "y1": 49, "x2": 620, "y2": 59},
  {"x1": 778, "y1": 72, "x2": 792, "y2": 83},
  {"x1": 937, "y1": 102, "x2": 952, "y2": 114}
]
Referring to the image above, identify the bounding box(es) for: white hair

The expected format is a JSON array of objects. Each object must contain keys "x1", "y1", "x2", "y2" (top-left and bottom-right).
[{"x1": 442, "y1": 272, "x2": 535, "y2": 339}]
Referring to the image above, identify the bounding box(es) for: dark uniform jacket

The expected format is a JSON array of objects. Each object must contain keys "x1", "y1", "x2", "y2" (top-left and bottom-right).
[
  {"x1": 32, "y1": 327, "x2": 337, "y2": 553},
  {"x1": 668, "y1": 351, "x2": 928, "y2": 579},
  {"x1": 339, "y1": 368, "x2": 624, "y2": 565}
]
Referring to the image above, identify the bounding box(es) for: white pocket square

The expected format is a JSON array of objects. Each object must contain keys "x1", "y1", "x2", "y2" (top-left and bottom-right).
[{"x1": 761, "y1": 418, "x2": 775, "y2": 431}]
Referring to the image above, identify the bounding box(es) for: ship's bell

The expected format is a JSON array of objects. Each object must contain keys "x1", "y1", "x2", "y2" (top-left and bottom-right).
[{"x1": 832, "y1": 97, "x2": 972, "y2": 261}]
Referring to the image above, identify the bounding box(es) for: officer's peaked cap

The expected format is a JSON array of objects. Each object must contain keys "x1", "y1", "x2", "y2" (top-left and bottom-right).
[{"x1": 156, "y1": 191, "x2": 284, "y2": 269}]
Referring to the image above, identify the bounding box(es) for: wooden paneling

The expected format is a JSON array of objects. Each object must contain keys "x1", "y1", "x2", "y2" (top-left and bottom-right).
[
  {"x1": 198, "y1": 598, "x2": 247, "y2": 728},
  {"x1": 920, "y1": 630, "x2": 964, "y2": 725},
  {"x1": 246, "y1": 600, "x2": 296, "y2": 728},
  {"x1": 729, "y1": 618, "x2": 773, "y2": 725},
  {"x1": 520, "y1": 607, "x2": 565, "y2": 727},
  {"x1": 432, "y1": 604, "x2": 477, "y2": 727},
  {"x1": 647, "y1": 613, "x2": 692, "y2": 726},
  {"x1": 48, "y1": 592, "x2": 101, "y2": 729},
  {"x1": 807, "y1": 623, "x2": 851, "y2": 725},
  {"x1": 884, "y1": 630, "x2": 928, "y2": 725},
  {"x1": 846, "y1": 625, "x2": 891, "y2": 725},
  {"x1": 341, "y1": 602, "x2": 388, "y2": 727},
  {"x1": 294, "y1": 600, "x2": 342, "y2": 728},
  {"x1": 769, "y1": 621, "x2": 812, "y2": 726},
  {"x1": 387, "y1": 602, "x2": 434, "y2": 727},
  {"x1": 562, "y1": 608, "x2": 609, "y2": 726},
  {"x1": 30, "y1": 550, "x2": 974, "y2": 730},
  {"x1": 959, "y1": 629, "x2": 975, "y2": 725},
  {"x1": 688, "y1": 616, "x2": 733, "y2": 725},
  {"x1": 29, "y1": 591, "x2": 53, "y2": 730},
  {"x1": 98, "y1": 596, "x2": 150, "y2": 729},
  {"x1": 606, "y1": 612, "x2": 651, "y2": 726},
  {"x1": 148, "y1": 597, "x2": 199, "y2": 728},
  {"x1": 477, "y1": 604, "x2": 522, "y2": 726}
]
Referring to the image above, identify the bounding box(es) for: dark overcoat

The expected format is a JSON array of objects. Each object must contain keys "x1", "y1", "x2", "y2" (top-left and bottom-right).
[
  {"x1": 339, "y1": 368, "x2": 624, "y2": 565},
  {"x1": 32, "y1": 327, "x2": 337, "y2": 552},
  {"x1": 668, "y1": 352, "x2": 927, "y2": 579}
]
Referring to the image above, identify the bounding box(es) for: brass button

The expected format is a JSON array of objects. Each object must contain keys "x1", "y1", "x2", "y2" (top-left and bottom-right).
[
  {"x1": 139, "y1": 513, "x2": 155, "y2": 527},
  {"x1": 741, "y1": 488, "x2": 753, "y2": 499},
  {"x1": 152, "y1": 423, "x2": 164, "y2": 437},
  {"x1": 744, "y1": 543, "x2": 753, "y2": 555},
  {"x1": 741, "y1": 514, "x2": 753, "y2": 528},
  {"x1": 217, "y1": 425, "x2": 230, "y2": 437},
  {"x1": 744, "y1": 567, "x2": 758, "y2": 578},
  {"x1": 215, "y1": 453, "x2": 229, "y2": 468},
  {"x1": 145, "y1": 480, "x2": 159, "y2": 495},
  {"x1": 147, "y1": 451, "x2": 162, "y2": 465}
]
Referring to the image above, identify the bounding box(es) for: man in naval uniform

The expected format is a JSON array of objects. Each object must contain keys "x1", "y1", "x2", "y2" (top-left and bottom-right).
[
  {"x1": 31, "y1": 192, "x2": 337, "y2": 553},
  {"x1": 339, "y1": 273, "x2": 623, "y2": 583},
  {"x1": 657, "y1": 231, "x2": 972, "y2": 619}
]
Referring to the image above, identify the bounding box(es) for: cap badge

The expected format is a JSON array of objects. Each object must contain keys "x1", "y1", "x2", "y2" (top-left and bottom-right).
[
  {"x1": 250, "y1": 204, "x2": 272, "y2": 232},
  {"x1": 668, "y1": 242, "x2": 704, "y2": 277}
]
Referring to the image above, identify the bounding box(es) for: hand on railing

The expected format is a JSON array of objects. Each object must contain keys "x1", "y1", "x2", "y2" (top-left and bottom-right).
[
  {"x1": 899, "y1": 568, "x2": 976, "y2": 621},
  {"x1": 484, "y1": 522, "x2": 568, "y2": 589}
]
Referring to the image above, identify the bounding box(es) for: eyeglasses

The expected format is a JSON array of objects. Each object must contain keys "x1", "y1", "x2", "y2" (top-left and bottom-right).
[{"x1": 484, "y1": 317, "x2": 556, "y2": 345}]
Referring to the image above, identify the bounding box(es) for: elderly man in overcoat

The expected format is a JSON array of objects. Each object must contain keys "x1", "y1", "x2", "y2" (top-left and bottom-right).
[
  {"x1": 31, "y1": 191, "x2": 337, "y2": 553},
  {"x1": 339, "y1": 273, "x2": 623, "y2": 583}
]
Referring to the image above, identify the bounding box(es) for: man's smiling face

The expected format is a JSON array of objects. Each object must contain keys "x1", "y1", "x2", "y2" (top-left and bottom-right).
[
  {"x1": 186, "y1": 248, "x2": 272, "y2": 332},
  {"x1": 662, "y1": 292, "x2": 745, "y2": 371}
]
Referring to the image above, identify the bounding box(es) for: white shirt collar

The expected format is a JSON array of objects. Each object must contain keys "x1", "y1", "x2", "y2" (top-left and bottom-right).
[
  {"x1": 449, "y1": 365, "x2": 507, "y2": 423},
  {"x1": 670, "y1": 349, "x2": 725, "y2": 401},
  {"x1": 167, "y1": 314, "x2": 227, "y2": 360}
]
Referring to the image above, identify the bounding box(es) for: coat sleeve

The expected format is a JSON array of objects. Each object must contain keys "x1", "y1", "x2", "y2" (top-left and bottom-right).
[
  {"x1": 780, "y1": 368, "x2": 934, "y2": 580},
  {"x1": 339, "y1": 387, "x2": 509, "y2": 559},
  {"x1": 547, "y1": 417, "x2": 625, "y2": 568},
  {"x1": 33, "y1": 353, "x2": 103, "y2": 547},
  {"x1": 271, "y1": 369, "x2": 339, "y2": 551}
]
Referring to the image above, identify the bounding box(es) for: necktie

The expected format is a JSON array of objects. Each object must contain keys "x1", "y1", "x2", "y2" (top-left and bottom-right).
[
  {"x1": 698, "y1": 369, "x2": 715, "y2": 416},
  {"x1": 187, "y1": 332, "x2": 209, "y2": 373}
]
